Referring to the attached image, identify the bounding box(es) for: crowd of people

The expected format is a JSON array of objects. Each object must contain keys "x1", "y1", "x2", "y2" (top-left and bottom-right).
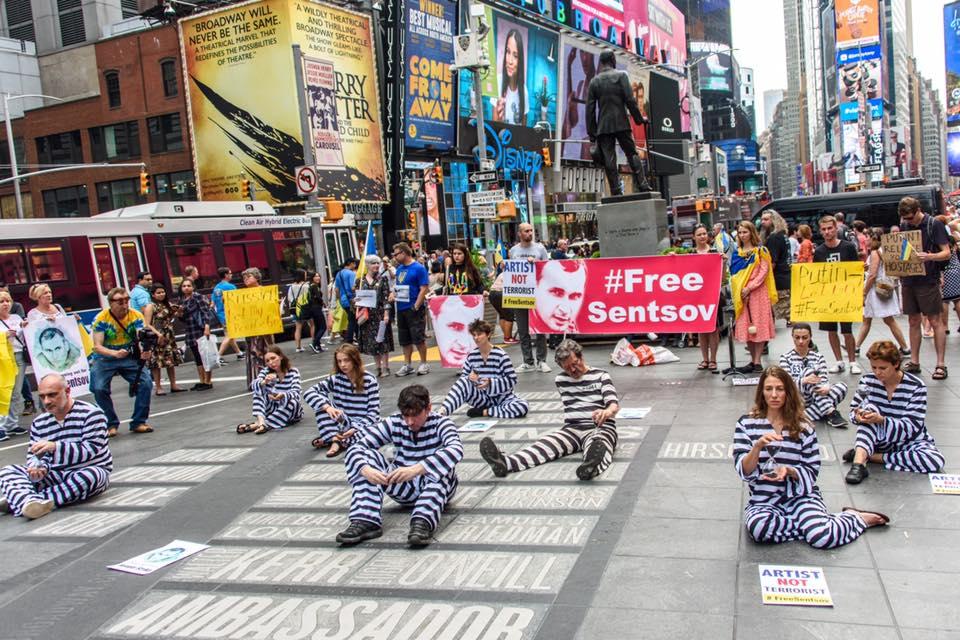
[{"x1": 0, "y1": 197, "x2": 951, "y2": 559}]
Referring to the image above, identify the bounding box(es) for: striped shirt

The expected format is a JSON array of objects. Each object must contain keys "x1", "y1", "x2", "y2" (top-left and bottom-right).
[
  {"x1": 346, "y1": 413, "x2": 463, "y2": 480},
  {"x1": 251, "y1": 366, "x2": 302, "y2": 401},
  {"x1": 849, "y1": 372, "x2": 933, "y2": 445},
  {"x1": 556, "y1": 368, "x2": 618, "y2": 427},
  {"x1": 27, "y1": 400, "x2": 112, "y2": 473},
  {"x1": 305, "y1": 371, "x2": 380, "y2": 425},
  {"x1": 733, "y1": 415, "x2": 819, "y2": 506},
  {"x1": 459, "y1": 347, "x2": 517, "y2": 398},
  {"x1": 778, "y1": 349, "x2": 828, "y2": 385}
]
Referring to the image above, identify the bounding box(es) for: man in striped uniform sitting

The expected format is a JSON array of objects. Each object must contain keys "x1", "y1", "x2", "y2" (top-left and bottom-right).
[
  {"x1": 480, "y1": 339, "x2": 619, "y2": 481},
  {"x1": 0, "y1": 374, "x2": 112, "y2": 519},
  {"x1": 778, "y1": 323, "x2": 848, "y2": 428},
  {"x1": 437, "y1": 319, "x2": 528, "y2": 419},
  {"x1": 337, "y1": 384, "x2": 463, "y2": 547}
]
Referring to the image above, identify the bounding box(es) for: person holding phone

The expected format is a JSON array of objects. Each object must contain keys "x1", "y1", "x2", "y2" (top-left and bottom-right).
[
  {"x1": 844, "y1": 341, "x2": 944, "y2": 484},
  {"x1": 734, "y1": 366, "x2": 889, "y2": 548}
]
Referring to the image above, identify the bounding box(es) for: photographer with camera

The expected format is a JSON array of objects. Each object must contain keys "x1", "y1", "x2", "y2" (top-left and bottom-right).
[{"x1": 90, "y1": 287, "x2": 155, "y2": 438}]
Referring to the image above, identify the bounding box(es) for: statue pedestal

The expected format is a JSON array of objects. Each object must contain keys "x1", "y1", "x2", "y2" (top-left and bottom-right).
[{"x1": 596, "y1": 192, "x2": 669, "y2": 258}]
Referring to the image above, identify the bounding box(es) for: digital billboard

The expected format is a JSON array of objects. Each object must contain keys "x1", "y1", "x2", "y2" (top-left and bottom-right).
[
  {"x1": 179, "y1": 0, "x2": 387, "y2": 204},
  {"x1": 691, "y1": 41, "x2": 733, "y2": 93},
  {"x1": 405, "y1": 0, "x2": 456, "y2": 150},
  {"x1": 945, "y1": 1, "x2": 960, "y2": 125},
  {"x1": 834, "y1": 0, "x2": 880, "y2": 48},
  {"x1": 949, "y1": 131, "x2": 960, "y2": 176},
  {"x1": 713, "y1": 138, "x2": 758, "y2": 174},
  {"x1": 837, "y1": 54, "x2": 881, "y2": 104}
]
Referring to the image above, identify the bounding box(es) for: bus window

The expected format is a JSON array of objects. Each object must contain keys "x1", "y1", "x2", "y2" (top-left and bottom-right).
[
  {"x1": 338, "y1": 230, "x2": 356, "y2": 260},
  {"x1": 273, "y1": 230, "x2": 313, "y2": 276},
  {"x1": 27, "y1": 242, "x2": 68, "y2": 281},
  {"x1": 325, "y1": 232, "x2": 339, "y2": 271},
  {"x1": 223, "y1": 232, "x2": 269, "y2": 281},
  {"x1": 118, "y1": 240, "x2": 145, "y2": 290},
  {"x1": 0, "y1": 244, "x2": 28, "y2": 284},
  {"x1": 92, "y1": 242, "x2": 119, "y2": 294},
  {"x1": 164, "y1": 234, "x2": 215, "y2": 287}
]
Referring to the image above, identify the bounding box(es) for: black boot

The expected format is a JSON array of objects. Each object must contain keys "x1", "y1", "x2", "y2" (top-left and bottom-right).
[
  {"x1": 845, "y1": 463, "x2": 869, "y2": 485},
  {"x1": 576, "y1": 440, "x2": 608, "y2": 481},
  {"x1": 336, "y1": 520, "x2": 383, "y2": 545},
  {"x1": 479, "y1": 437, "x2": 508, "y2": 477},
  {"x1": 407, "y1": 518, "x2": 433, "y2": 548}
]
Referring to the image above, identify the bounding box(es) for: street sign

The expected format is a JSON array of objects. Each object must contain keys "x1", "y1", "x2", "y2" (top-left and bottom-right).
[
  {"x1": 466, "y1": 189, "x2": 505, "y2": 206},
  {"x1": 468, "y1": 171, "x2": 498, "y2": 184},
  {"x1": 855, "y1": 164, "x2": 881, "y2": 174},
  {"x1": 295, "y1": 165, "x2": 318, "y2": 196},
  {"x1": 470, "y1": 204, "x2": 496, "y2": 219}
]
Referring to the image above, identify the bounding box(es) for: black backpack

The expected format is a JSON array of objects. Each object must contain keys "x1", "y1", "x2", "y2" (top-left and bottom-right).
[{"x1": 924, "y1": 215, "x2": 949, "y2": 273}]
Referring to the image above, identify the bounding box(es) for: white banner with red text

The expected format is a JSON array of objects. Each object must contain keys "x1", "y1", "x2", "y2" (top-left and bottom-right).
[{"x1": 527, "y1": 255, "x2": 723, "y2": 334}]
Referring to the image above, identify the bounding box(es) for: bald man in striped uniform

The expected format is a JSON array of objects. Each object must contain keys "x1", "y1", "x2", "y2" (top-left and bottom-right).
[
  {"x1": 0, "y1": 374, "x2": 112, "y2": 519},
  {"x1": 480, "y1": 339, "x2": 619, "y2": 481},
  {"x1": 337, "y1": 384, "x2": 463, "y2": 548},
  {"x1": 437, "y1": 319, "x2": 528, "y2": 419}
]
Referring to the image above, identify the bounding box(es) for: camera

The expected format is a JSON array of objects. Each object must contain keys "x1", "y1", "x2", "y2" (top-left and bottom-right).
[{"x1": 136, "y1": 328, "x2": 158, "y2": 356}]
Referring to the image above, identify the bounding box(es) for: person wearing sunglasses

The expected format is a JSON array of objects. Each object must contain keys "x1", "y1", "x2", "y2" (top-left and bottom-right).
[
  {"x1": 90, "y1": 287, "x2": 155, "y2": 438},
  {"x1": 733, "y1": 366, "x2": 889, "y2": 549}
]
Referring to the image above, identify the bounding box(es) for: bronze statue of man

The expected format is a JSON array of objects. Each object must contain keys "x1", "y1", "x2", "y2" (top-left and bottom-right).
[{"x1": 586, "y1": 51, "x2": 651, "y2": 195}]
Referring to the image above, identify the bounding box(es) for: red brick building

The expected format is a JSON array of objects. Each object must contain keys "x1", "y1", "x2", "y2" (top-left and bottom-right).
[{"x1": 0, "y1": 23, "x2": 195, "y2": 218}]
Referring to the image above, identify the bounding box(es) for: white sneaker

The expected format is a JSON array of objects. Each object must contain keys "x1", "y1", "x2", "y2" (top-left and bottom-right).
[
  {"x1": 296, "y1": 347, "x2": 305, "y2": 353},
  {"x1": 395, "y1": 364, "x2": 415, "y2": 377},
  {"x1": 537, "y1": 361, "x2": 552, "y2": 373},
  {"x1": 849, "y1": 363, "x2": 862, "y2": 375},
  {"x1": 516, "y1": 363, "x2": 536, "y2": 373},
  {"x1": 416, "y1": 364, "x2": 430, "y2": 375},
  {"x1": 828, "y1": 362, "x2": 845, "y2": 374},
  {"x1": 22, "y1": 499, "x2": 53, "y2": 520}
]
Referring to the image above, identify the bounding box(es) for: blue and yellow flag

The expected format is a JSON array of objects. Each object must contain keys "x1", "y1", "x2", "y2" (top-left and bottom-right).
[
  {"x1": 354, "y1": 221, "x2": 376, "y2": 281},
  {"x1": 729, "y1": 246, "x2": 778, "y2": 319},
  {"x1": 900, "y1": 237, "x2": 915, "y2": 262},
  {"x1": 0, "y1": 337, "x2": 16, "y2": 416}
]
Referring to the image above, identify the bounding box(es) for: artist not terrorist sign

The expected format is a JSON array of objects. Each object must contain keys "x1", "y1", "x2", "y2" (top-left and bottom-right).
[{"x1": 528, "y1": 254, "x2": 722, "y2": 334}]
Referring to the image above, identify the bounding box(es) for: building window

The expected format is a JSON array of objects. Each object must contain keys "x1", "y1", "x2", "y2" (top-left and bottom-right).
[
  {"x1": 58, "y1": 0, "x2": 85, "y2": 47},
  {"x1": 121, "y1": 0, "x2": 138, "y2": 18},
  {"x1": 5, "y1": 0, "x2": 36, "y2": 42},
  {"x1": 155, "y1": 171, "x2": 197, "y2": 201},
  {"x1": 42, "y1": 185, "x2": 89, "y2": 218},
  {"x1": 36, "y1": 131, "x2": 83, "y2": 165},
  {"x1": 147, "y1": 113, "x2": 184, "y2": 153},
  {"x1": 0, "y1": 138, "x2": 26, "y2": 181},
  {"x1": 104, "y1": 71, "x2": 121, "y2": 108},
  {"x1": 160, "y1": 59, "x2": 178, "y2": 97},
  {"x1": 89, "y1": 122, "x2": 140, "y2": 162},
  {"x1": 96, "y1": 178, "x2": 145, "y2": 212},
  {"x1": 0, "y1": 193, "x2": 34, "y2": 219}
]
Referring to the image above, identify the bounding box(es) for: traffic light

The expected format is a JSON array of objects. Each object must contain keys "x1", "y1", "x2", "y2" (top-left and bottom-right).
[
  {"x1": 240, "y1": 178, "x2": 250, "y2": 200},
  {"x1": 408, "y1": 210, "x2": 418, "y2": 229},
  {"x1": 139, "y1": 170, "x2": 150, "y2": 196},
  {"x1": 433, "y1": 160, "x2": 443, "y2": 186},
  {"x1": 542, "y1": 145, "x2": 552, "y2": 167}
]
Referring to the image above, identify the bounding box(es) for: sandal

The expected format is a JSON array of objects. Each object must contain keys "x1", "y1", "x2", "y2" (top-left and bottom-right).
[
  {"x1": 106, "y1": 427, "x2": 118, "y2": 438},
  {"x1": 842, "y1": 506, "x2": 890, "y2": 526},
  {"x1": 311, "y1": 436, "x2": 327, "y2": 449},
  {"x1": 932, "y1": 365, "x2": 948, "y2": 380},
  {"x1": 708, "y1": 361, "x2": 718, "y2": 372},
  {"x1": 170, "y1": 387, "x2": 187, "y2": 393},
  {"x1": 155, "y1": 389, "x2": 167, "y2": 396},
  {"x1": 254, "y1": 424, "x2": 270, "y2": 435},
  {"x1": 236, "y1": 423, "x2": 258, "y2": 434},
  {"x1": 903, "y1": 362, "x2": 921, "y2": 374},
  {"x1": 697, "y1": 360, "x2": 709, "y2": 370}
]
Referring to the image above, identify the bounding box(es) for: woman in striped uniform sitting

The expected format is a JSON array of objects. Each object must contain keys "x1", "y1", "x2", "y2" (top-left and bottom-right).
[
  {"x1": 480, "y1": 339, "x2": 618, "y2": 481},
  {"x1": 436, "y1": 319, "x2": 528, "y2": 419},
  {"x1": 0, "y1": 374, "x2": 112, "y2": 520},
  {"x1": 238, "y1": 346, "x2": 303, "y2": 435},
  {"x1": 778, "y1": 323, "x2": 848, "y2": 428},
  {"x1": 306, "y1": 344, "x2": 380, "y2": 457},
  {"x1": 734, "y1": 366, "x2": 889, "y2": 548},
  {"x1": 844, "y1": 341, "x2": 945, "y2": 484}
]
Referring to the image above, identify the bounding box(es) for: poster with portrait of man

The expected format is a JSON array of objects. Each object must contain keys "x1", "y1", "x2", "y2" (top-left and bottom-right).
[
  {"x1": 24, "y1": 316, "x2": 90, "y2": 396},
  {"x1": 304, "y1": 56, "x2": 346, "y2": 172},
  {"x1": 427, "y1": 295, "x2": 484, "y2": 368}
]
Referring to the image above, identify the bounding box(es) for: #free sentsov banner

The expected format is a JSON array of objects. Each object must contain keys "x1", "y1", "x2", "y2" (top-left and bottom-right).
[{"x1": 527, "y1": 255, "x2": 722, "y2": 335}]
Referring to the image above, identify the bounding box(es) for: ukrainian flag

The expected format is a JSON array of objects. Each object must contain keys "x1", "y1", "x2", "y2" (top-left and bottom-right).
[
  {"x1": 729, "y1": 246, "x2": 778, "y2": 319},
  {"x1": 354, "y1": 221, "x2": 376, "y2": 281},
  {"x1": 900, "y1": 237, "x2": 915, "y2": 262}
]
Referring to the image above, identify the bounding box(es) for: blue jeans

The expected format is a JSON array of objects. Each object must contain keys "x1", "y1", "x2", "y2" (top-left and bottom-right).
[{"x1": 90, "y1": 356, "x2": 152, "y2": 430}]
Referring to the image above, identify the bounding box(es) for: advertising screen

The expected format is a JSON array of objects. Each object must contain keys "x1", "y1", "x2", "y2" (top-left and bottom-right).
[
  {"x1": 179, "y1": 0, "x2": 387, "y2": 204},
  {"x1": 648, "y1": 72, "x2": 683, "y2": 175},
  {"x1": 945, "y1": 1, "x2": 960, "y2": 125},
  {"x1": 405, "y1": 0, "x2": 456, "y2": 150},
  {"x1": 691, "y1": 41, "x2": 733, "y2": 93},
  {"x1": 571, "y1": 0, "x2": 625, "y2": 42},
  {"x1": 834, "y1": 0, "x2": 880, "y2": 48},
  {"x1": 713, "y1": 138, "x2": 758, "y2": 173},
  {"x1": 457, "y1": 6, "x2": 558, "y2": 130},
  {"x1": 949, "y1": 131, "x2": 960, "y2": 177},
  {"x1": 837, "y1": 54, "x2": 881, "y2": 105}
]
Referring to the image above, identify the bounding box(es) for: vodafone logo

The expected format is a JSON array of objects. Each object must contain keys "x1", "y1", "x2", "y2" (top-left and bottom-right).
[{"x1": 661, "y1": 117, "x2": 675, "y2": 134}]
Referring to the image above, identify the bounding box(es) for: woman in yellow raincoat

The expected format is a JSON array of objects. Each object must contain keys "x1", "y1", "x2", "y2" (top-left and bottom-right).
[{"x1": 730, "y1": 221, "x2": 777, "y2": 374}]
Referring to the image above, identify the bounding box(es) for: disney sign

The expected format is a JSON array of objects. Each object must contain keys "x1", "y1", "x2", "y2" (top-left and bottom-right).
[{"x1": 459, "y1": 117, "x2": 547, "y2": 183}]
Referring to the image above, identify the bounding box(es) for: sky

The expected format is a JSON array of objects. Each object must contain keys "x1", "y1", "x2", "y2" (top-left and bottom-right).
[{"x1": 731, "y1": 0, "x2": 949, "y2": 132}]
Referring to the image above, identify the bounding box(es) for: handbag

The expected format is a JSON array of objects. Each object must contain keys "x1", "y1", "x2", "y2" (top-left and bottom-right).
[
  {"x1": 356, "y1": 307, "x2": 370, "y2": 326},
  {"x1": 874, "y1": 277, "x2": 896, "y2": 300}
]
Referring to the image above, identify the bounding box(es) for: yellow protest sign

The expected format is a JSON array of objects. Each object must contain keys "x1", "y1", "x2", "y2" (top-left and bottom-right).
[
  {"x1": 224, "y1": 285, "x2": 283, "y2": 339},
  {"x1": 881, "y1": 231, "x2": 924, "y2": 277},
  {"x1": 790, "y1": 262, "x2": 864, "y2": 322}
]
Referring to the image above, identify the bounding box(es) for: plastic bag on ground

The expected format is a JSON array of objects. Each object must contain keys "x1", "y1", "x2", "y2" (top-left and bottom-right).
[
  {"x1": 197, "y1": 335, "x2": 220, "y2": 372},
  {"x1": 610, "y1": 338, "x2": 679, "y2": 366}
]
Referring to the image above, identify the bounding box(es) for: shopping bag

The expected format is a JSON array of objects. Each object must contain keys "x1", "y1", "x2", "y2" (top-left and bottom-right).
[{"x1": 197, "y1": 335, "x2": 220, "y2": 372}]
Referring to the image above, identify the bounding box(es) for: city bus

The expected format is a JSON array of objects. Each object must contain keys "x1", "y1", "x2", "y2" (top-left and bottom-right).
[{"x1": 0, "y1": 201, "x2": 359, "y2": 323}]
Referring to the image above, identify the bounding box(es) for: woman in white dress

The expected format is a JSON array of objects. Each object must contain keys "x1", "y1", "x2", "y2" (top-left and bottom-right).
[{"x1": 856, "y1": 230, "x2": 909, "y2": 355}]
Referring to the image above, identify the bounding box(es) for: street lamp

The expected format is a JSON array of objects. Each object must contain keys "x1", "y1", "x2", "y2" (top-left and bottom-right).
[{"x1": 3, "y1": 92, "x2": 65, "y2": 219}]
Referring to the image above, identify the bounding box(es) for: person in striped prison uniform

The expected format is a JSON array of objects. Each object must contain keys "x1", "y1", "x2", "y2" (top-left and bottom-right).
[
  {"x1": 436, "y1": 319, "x2": 529, "y2": 420},
  {"x1": 0, "y1": 374, "x2": 112, "y2": 520},
  {"x1": 844, "y1": 340, "x2": 945, "y2": 485},
  {"x1": 479, "y1": 339, "x2": 619, "y2": 481},
  {"x1": 305, "y1": 344, "x2": 380, "y2": 458},
  {"x1": 238, "y1": 346, "x2": 303, "y2": 436},
  {"x1": 778, "y1": 323, "x2": 848, "y2": 428},
  {"x1": 734, "y1": 366, "x2": 889, "y2": 548},
  {"x1": 336, "y1": 384, "x2": 463, "y2": 548}
]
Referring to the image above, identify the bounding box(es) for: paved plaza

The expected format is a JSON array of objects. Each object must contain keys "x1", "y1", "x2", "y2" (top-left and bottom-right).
[{"x1": 0, "y1": 324, "x2": 958, "y2": 640}]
